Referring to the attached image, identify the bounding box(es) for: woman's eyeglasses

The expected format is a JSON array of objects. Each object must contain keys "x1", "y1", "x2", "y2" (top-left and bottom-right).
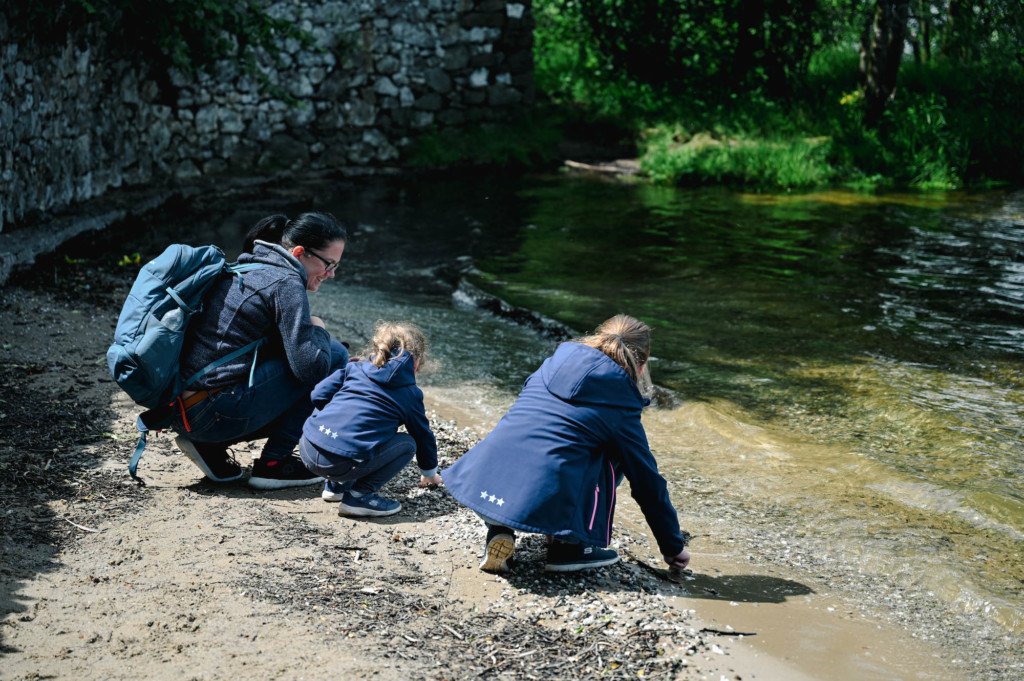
[{"x1": 306, "y1": 250, "x2": 339, "y2": 272}]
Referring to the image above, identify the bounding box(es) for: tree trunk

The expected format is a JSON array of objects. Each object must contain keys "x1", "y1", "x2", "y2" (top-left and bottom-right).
[
  {"x1": 943, "y1": 0, "x2": 970, "y2": 61},
  {"x1": 921, "y1": 0, "x2": 931, "y2": 62},
  {"x1": 860, "y1": 0, "x2": 910, "y2": 126}
]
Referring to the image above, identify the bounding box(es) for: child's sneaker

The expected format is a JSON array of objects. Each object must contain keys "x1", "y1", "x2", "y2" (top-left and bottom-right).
[
  {"x1": 479, "y1": 533, "x2": 516, "y2": 573},
  {"x1": 321, "y1": 479, "x2": 353, "y2": 502},
  {"x1": 544, "y1": 542, "x2": 620, "y2": 572},
  {"x1": 338, "y1": 491, "x2": 401, "y2": 517},
  {"x1": 174, "y1": 437, "x2": 243, "y2": 482},
  {"x1": 248, "y1": 455, "x2": 321, "y2": 490}
]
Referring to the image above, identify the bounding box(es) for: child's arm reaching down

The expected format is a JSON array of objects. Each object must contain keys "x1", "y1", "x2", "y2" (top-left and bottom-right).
[
  {"x1": 420, "y1": 472, "x2": 443, "y2": 488},
  {"x1": 403, "y1": 386, "x2": 441, "y2": 488}
]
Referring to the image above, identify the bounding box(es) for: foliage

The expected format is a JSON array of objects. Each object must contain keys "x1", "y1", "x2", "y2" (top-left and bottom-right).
[
  {"x1": 535, "y1": 0, "x2": 1024, "y2": 189},
  {"x1": 828, "y1": 60, "x2": 1024, "y2": 188},
  {"x1": 10, "y1": 0, "x2": 311, "y2": 89},
  {"x1": 547, "y1": 0, "x2": 820, "y2": 97}
]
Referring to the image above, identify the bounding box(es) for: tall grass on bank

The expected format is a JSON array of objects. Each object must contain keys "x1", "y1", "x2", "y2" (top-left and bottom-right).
[{"x1": 641, "y1": 131, "x2": 834, "y2": 189}]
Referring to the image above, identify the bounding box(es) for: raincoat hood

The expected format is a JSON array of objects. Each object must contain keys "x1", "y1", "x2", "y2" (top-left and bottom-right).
[
  {"x1": 359, "y1": 351, "x2": 417, "y2": 388},
  {"x1": 541, "y1": 342, "x2": 645, "y2": 409}
]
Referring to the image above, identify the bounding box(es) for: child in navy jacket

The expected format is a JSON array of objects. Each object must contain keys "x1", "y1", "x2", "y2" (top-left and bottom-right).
[
  {"x1": 445, "y1": 314, "x2": 691, "y2": 573},
  {"x1": 299, "y1": 321, "x2": 442, "y2": 517}
]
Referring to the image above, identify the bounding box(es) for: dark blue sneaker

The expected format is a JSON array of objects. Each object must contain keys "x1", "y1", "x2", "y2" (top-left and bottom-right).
[
  {"x1": 322, "y1": 479, "x2": 354, "y2": 502},
  {"x1": 544, "y1": 542, "x2": 619, "y2": 572},
  {"x1": 338, "y1": 491, "x2": 401, "y2": 517},
  {"x1": 248, "y1": 455, "x2": 321, "y2": 490}
]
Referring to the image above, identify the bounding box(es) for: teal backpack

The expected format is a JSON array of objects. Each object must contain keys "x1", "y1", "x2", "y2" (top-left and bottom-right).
[{"x1": 107, "y1": 244, "x2": 267, "y2": 482}]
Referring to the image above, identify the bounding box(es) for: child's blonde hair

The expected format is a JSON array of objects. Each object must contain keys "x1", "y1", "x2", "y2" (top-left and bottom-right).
[
  {"x1": 367, "y1": 320, "x2": 429, "y2": 368},
  {"x1": 573, "y1": 314, "x2": 653, "y2": 397}
]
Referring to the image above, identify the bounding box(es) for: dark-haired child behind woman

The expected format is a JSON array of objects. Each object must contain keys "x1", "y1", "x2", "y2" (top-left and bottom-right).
[
  {"x1": 299, "y1": 321, "x2": 442, "y2": 517},
  {"x1": 171, "y1": 212, "x2": 349, "y2": 489},
  {"x1": 445, "y1": 314, "x2": 691, "y2": 573}
]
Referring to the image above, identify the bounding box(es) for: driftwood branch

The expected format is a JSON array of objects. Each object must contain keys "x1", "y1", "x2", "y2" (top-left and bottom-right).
[
  {"x1": 700, "y1": 627, "x2": 757, "y2": 637},
  {"x1": 62, "y1": 517, "x2": 99, "y2": 533}
]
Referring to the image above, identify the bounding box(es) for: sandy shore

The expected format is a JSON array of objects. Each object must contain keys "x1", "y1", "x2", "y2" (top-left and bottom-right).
[{"x1": 1, "y1": 258, "x2": 1020, "y2": 681}]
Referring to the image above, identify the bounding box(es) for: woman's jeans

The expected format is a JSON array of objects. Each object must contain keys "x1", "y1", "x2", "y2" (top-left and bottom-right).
[
  {"x1": 299, "y1": 432, "x2": 415, "y2": 495},
  {"x1": 172, "y1": 339, "x2": 348, "y2": 460}
]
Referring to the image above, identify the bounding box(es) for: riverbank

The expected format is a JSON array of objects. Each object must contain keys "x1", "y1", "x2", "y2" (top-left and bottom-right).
[{"x1": 0, "y1": 252, "x2": 1019, "y2": 680}]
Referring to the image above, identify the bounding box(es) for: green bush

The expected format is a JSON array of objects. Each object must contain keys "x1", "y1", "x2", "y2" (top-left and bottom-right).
[{"x1": 828, "y1": 59, "x2": 1024, "y2": 188}]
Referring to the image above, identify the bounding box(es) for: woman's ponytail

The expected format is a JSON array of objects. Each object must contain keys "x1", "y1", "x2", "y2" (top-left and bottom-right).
[
  {"x1": 243, "y1": 212, "x2": 347, "y2": 254},
  {"x1": 243, "y1": 214, "x2": 289, "y2": 253}
]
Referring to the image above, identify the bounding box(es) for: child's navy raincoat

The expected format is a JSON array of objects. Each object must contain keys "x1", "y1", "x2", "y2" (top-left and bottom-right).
[
  {"x1": 302, "y1": 352, "x2": 438, "y2": 477},
  {"x1": 445, "y1": 342, "x2": 685, "y2": 557}
]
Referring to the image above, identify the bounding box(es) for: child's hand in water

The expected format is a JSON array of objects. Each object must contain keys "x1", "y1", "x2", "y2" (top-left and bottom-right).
[
  {"x1": 665, "y1": 549, "x2": 691, "y2": 571},
  {"x1": 419, "y1": 473, "x2": 443, "y2": 488}
]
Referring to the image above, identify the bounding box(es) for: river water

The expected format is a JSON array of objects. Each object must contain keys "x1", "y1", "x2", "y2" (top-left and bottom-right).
[{"x1": 147, "y1": 172, "x2": 1024, "y2": 633}]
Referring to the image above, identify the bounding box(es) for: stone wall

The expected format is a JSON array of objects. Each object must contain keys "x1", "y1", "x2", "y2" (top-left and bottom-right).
[{"x1": 0, "y1": 0, "x2": 534, "y2": 234}]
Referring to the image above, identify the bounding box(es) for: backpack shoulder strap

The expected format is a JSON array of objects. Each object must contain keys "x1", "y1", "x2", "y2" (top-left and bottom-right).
[
  {"x1": 181, "y1": 260, "x2": 273, "y2": 389},
  {"x1": 182, "y1": 337, "x2": 267, "y2": 389},
  {"x1": 226, "y1": 262, "x2": 272, "y2": 290}
]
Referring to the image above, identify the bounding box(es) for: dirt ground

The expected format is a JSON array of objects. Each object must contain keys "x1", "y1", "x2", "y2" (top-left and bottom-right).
[{"x1": 0, "y1": 246, "x2": 1020, "y2": 681}]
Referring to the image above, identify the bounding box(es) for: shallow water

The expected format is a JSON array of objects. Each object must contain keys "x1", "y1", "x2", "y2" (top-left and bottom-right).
[{"x1": 139, "y1": 172, "x2": 1024, "y2": 632}]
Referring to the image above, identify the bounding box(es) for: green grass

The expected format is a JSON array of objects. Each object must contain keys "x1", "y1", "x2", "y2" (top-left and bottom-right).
[{"x1": 640, "y1": 130, "x2": 835, "y2": 190}]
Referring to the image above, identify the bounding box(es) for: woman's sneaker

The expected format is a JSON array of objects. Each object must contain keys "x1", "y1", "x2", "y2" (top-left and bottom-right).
[
  {"x1": 338, "y1": 491, "x2": 401, "y2": 517},
  {"x1": 321, "y1": 479, "x2": 353, "y2": 502},
  {"x1": 479, "y1": 533, "x2": 516, "y2": 573},
  {"x1": 248, "y1": 455, "x2": 321, "y2": 490},
  {"x1": 174, "y1": 437, "x2": 243, "y2": 482},
  {"x1": 544, "y1": 542, "x2": 620, "y2": 572}
]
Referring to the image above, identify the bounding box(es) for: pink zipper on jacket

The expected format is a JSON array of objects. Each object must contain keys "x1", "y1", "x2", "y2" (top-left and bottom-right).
[
  {"x1": 605, "y1": 461, "x2": 616, "y2": 545},
  {"x1": 588, "y1": 484, "x2": 600, "y2": 530}
]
